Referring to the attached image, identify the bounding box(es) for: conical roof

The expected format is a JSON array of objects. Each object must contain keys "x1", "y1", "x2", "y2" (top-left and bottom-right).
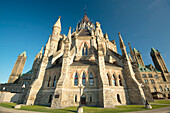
[
  {"x1": 19, "y1": 51, "x2": 26, "y2": 57},
  {"x1": 82, "y1": 13, "x2": 89, "y2": 22},
  {"x1": 151, "y1": 47, "x2": 157, "y2": 54},
  {"x1": 53, "y1": 17, "x2": 61, "y2": 29}
]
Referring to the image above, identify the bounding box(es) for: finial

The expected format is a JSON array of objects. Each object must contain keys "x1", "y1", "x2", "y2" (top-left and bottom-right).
[
  {"x1": 84, "y1": 4, "x2": 87, "y2": 14},
  {"x1": 49, "y1": 35, "x2": 51, "y2": 37},
  {"x1": 59, "y1": 16, "x2": 61, "y2": 19},
  {"x1": 118, "y1": 33, "x2": 120, "y2": 35},
  {"x1": 128, "y1": 42, "x2": 130, "y2": 45}
]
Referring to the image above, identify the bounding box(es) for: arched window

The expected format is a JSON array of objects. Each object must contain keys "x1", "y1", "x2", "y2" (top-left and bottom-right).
[
  {"x1": 75, "y1": 95, "x2": 77, "y2": 102},
  {"x1": 82, "y1": 72, "x2": 86, "y2": 86},
  {"x1": 74, "y1": 73, "x2": 78, "y2": 86},
  {"x1": 107, "y1": 74, "x2": 111, "y2": 86},
  {"x1": 47, "y1": 76, "x2": 51, "y2": 87},
  {"x1": 82, "y1": 43, "x2": 88, "y2": 56},
  {"x1": 53, "y1": 76, "x2": 56, "y2": 87},
  {"x1": 112, "y1": 75, "x2": 116, "y2": 86},
  {"x1": 89, "y1": 73, "x2": 94, "y2": 86},
  {"x1": 48, "y1": 95, "x2": 53, "y2": 104},
  {"x1": 81, "y1": 94, "x2": 86, "y2": 104},
  {"x1": 117, "y1": 94, "x2": 121, "y2": 104},
  {"x1": 159, "y1": 86, "x2": 163, "y2": 92},
  {"x1": 119, "y1": 75, "x2": 122, "y2": 86},
  {"x1": 153, "y1": 86, "x2": 157, "y2": 92}
]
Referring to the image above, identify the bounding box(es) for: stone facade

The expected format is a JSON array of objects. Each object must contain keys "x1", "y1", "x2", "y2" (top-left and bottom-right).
[{"x1": 0, "y1": 13, "x2": 169, "y2": 108}]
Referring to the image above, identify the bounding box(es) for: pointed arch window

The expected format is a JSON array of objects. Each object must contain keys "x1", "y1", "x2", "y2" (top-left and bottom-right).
[
  {"x1": 107, "y1": 74, "x2": 111, "y2": 86},
  {"x1": 47, "y1": 76, "x2": 51, "y2": 87},
  {"x1": 159, "y1": 86, "x2": 163, "y2": 92},
  {"x1": 53, "y1": 76, "x2": 56, "y2": 87},
  {"x1": 82, "y1": 43, "x2": 88, "y2": 55},
  {"x1": 82, "y1": 72, "x2": 86, "y2": 86},
  {"x1": 112, "y1": 75, "x2": 116, "y2": 86},
  {"x1": 119, "y1": 75, "x2": 122, "y2": 86},
  {"x1": 74, "y1": 73, "x2": 78, "y2": 86},
  {"x1": 153, "y1": 86, "x2": 157, "y2": 92},
  {"x1": 89, "y1": 73, "x2": 94, "y2": 86}
]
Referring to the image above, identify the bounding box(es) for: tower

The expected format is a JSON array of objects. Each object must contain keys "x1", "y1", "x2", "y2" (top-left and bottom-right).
[
  {"x1": 150, "y1": 48, "x2": 168, "y2": 81},
  {"x1": 133, "y1": 48, "x2": 145, "y2": 66},
  {"x1": 49, "y1": 17, "x2": 62, "y2": 55},
  {"x1": 8, "y1": 51, "x2": 27, "y2": 83}
]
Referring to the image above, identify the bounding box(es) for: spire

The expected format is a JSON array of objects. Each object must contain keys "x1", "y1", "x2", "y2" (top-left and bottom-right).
[
  {"x1": 133, "y1": 48, "x2": 138, "y2": 53},
  {"x1": 53, "y1": 16, "x2": 61, "y2": 29},
  {"x1": 128, "y1": 43, "x2": 135, "y2": 61},
  {"x1": 151, "y1": 47, "x2": 157, "y2": 54},
  {"x1": 39, "y1": 46, "x2": 44, "y2": 54},
  {"x1": 19, "y1": 51, "x2": 26, "y2": 57},
  {"x1": 104, "y1": 33, "x2": 108, "y2": 40},
  {"x1": 67, "y1": 27, "x2": 71, "y2": 43},
  {"x1": 118, "y1": 33, "x2": 126, "y2": 49},
  {"x1": 45, "y1": 36, "x2": 51, "y2": 49},
  {"x1": 128, "y1": 52, "x2": 133, "y2": 62}
]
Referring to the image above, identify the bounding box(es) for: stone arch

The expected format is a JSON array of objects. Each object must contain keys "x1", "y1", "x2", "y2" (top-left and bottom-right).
[
  {"x1": 118, "y1": 74, "x2": 123, "y2": 86},
  {"x1": 81, "y1": 42, "x2": 89, "y2": 55},
  {"x1": 82, "y1": 71, "x2": 86, "y2": 86},
  {"x1": 153, "y1": 85, "x2": 157, "y2": 92},
  {"x1": 106, "y1": 72, "x2": 112, "y2": 86},
  {"x1": 74, "y1": 71, "x2": 79, "y2": 86},
  {"x1": 112, "y1": 73, "x2": 117, "y2": 86}
]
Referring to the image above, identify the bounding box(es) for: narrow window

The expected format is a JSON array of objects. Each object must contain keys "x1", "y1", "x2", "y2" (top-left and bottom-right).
[
  {"x1": 48, "y1": 95, "x2": 53, "y2": 104},
  {"x1": 107, "y1": 74, "x2": 111, "y2": 86},
  {"x1": 47, "y1": 76, "x2": 51, "y2": 87},
  {"x1": 82, "y1": 48, "x2": 84, "y2": 55},
  {"x1": 153, "y1": 86, "x2": 157, "y2": 92},
  {"x1": 74, "y1": 73, "x2": 78, "y2": 86},
  {"x1": 159, "y1": 86, "x2": 163, "y2": 92},
  {"x1": 117, "y1": 94, "x2": 121, "y2": 104},
  {"x1": 90, "y1": 95, "x2": 92, "y2": 102},
  {"x1": 85, "y1": 47, "x2": 88, "y2": 55},
  {"x1": 119, "y1": 75, "x2": 122, "y2": 86},
  {"x1": 89, "y1": 73, "x2": 94, "y2": 86},
  {"x1": 82, "y1": 43, "x2": 88, "y2": 56},
  {"x1": 112, "y1": 75, "x2": 116, "y2": 86},
  {"x1": 53, "y1": 76, "x2": 56, "y2": 87},
  {"x1": 75, "y1": 95, "x2": 77, "y2": 102},
  {"x1": 82, "y1": 72, "x2": 86, "y2": 86}
]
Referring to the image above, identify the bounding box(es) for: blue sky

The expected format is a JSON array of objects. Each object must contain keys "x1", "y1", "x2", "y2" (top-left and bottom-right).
[{"x1": 0, "y1": 0, "x2": 170, "y2": 83}]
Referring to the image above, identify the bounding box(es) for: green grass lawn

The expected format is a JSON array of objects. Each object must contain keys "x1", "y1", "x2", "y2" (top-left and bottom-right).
[
  {"x1": 150, "y1": 99, "x2": 170, "y2": 104},
  {"x1": 0, "y1": 100, "x2": 170, "y2": 113}
]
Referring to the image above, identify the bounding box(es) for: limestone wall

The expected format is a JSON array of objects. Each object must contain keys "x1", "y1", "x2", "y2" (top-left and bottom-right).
[{"x1": 0, "y1": 91, "x2": 22, "y2": 103}]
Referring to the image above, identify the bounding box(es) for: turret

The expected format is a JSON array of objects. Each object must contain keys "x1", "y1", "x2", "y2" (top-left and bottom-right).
[
  {"x1": 52, "y1": 16, "x2": 61, "y2": 37},
  {"x1": 8, "y1": 51, "x2": 27, "y2": 83},
  {"x1": 67, "y1": 27, "x2": 72, "y2": 44},
  {"x1": 44, "y1": 36, "x2": 51, "y2": 56},
  {"x1": 128, "y1": 43, "x2": 135, "y2": 61},
  {"x1": 118, "y1": 33, "x2": 128, "y2": 59},
  {"x1": 50, "y1": 17, "x2": 62, "y2": 55},
  {"x1": 133, "y1": 48, "x2": 145, "y2": 66},
  {"x1": 32, "y1": 46, "x2": 44, "y2": 70},
  {"x1": 150, "y1": 48, "x2": 168, "y2": 81}
]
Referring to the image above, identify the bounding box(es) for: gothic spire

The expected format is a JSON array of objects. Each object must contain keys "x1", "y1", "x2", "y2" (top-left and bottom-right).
[
  {"x1": 118, "y1": 33, "x2": 126, "y2": 49},
  {"x1": 53, "y1": 16, "x2": 61, "y2": 29}
]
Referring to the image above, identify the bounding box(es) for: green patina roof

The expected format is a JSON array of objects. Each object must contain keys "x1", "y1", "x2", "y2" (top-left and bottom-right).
[
  {"x1": 133, "y1": 48, "x2": 138, "y2": 53},
  {"x1": 151, "y1": 47, "x2": 157, "y2": 54},
  {"x1": 138, "y1": 64, "x2": 152, "y2": 72},
  {"x1": 19, "y1": 51, "x2": 26, "y2": 57},
  {"x1": 21, "y1": 69, "x2": 33, "y2": 76}
]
